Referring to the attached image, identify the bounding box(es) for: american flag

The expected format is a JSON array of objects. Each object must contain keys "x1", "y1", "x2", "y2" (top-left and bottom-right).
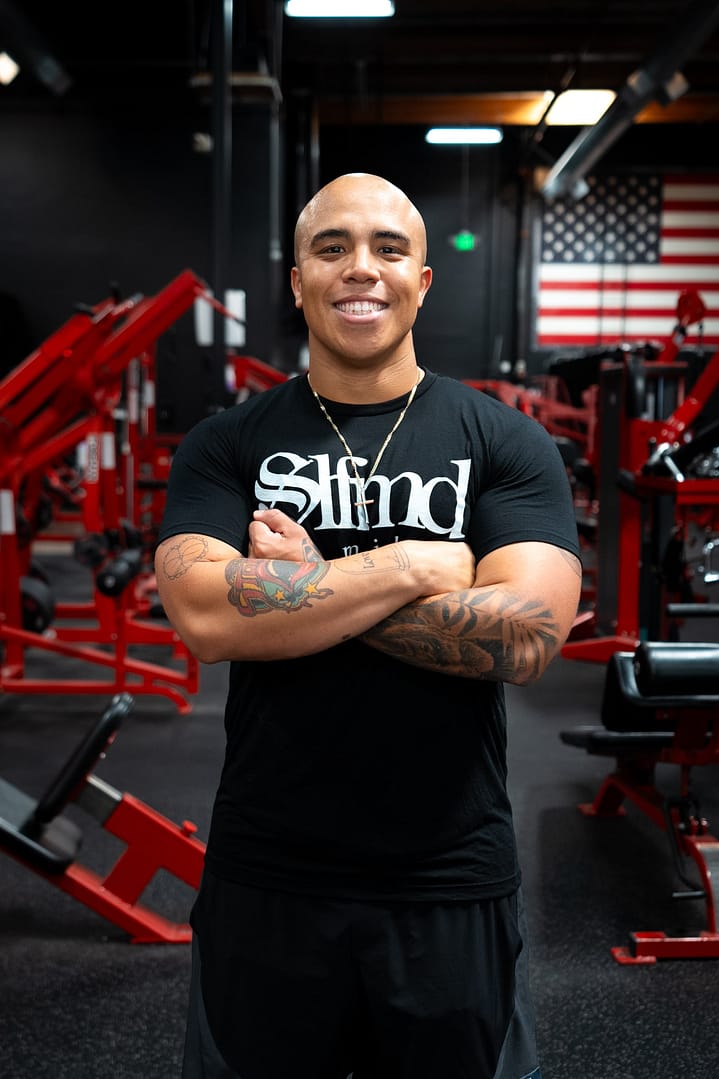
[{"x1": 535, "y1": 173, "x2": 719, "y2": 348}]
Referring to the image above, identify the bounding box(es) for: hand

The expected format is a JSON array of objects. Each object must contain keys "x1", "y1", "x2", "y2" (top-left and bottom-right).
[{"x1": 248, "y1": 508, "x2": 324, "y2": 562}]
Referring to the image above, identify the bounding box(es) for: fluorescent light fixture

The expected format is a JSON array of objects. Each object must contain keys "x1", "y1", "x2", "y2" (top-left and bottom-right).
[
  {"x1": 0, "y1": 51, "x2": 19, "y2": 86},
  {"x1": 285, "y1": 1, "x2": 395, "y2": 15},
  {"x1": 544, "y1": 89, "x2": 616, "y2": 125},
  {"x1": 425, "y1": 127, "x2": 503, "y2": 145}
]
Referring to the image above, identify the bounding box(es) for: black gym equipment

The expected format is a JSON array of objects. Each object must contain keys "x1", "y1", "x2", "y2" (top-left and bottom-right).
[
  {"x1": 0, "y1": 693, "x2": 206, "y2": 942},
  {"x1": 561, "y1": 640, "x2": 719, "y2": 962}
]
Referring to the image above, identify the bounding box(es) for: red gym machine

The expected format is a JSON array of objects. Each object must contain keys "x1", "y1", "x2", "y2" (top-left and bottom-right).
[
  {"x1": 561, "y1": 638, "x2": 719, "y2": 963},
  {"x1": 0, "y1": 270, "x2": 235, "y2": 713},
  {"x1": 561, "y1": 289, "x2": 719, "y2": 662},
  {"x1": 463, "y1": 374, "x2": 597, "y2": 469},
  {"x1": 0, "y1": 693, "x2": 205, "y2": 943}
]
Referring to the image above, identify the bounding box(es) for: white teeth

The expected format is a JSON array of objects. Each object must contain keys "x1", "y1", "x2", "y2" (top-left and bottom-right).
[{"x1": 336, "y1": 301, "x2": 385, "y2": 314}]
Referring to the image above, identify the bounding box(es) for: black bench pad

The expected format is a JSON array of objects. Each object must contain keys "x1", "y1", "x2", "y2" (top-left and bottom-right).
[
  {"x1": 0, "y1": 778, "x2": 83, "y2": 873},
  {"x1": 602, "y1": 650, "x2": 719, "y2": 732},
  {"x1": 560, "y1": 726, "x2": 676, "y2": 756},
  {"x1": 0, "y1": 693, "x2": 131, "y2": 874}
]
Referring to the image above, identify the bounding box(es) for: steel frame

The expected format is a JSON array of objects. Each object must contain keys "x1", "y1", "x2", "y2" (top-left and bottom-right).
[{"x1": 0, "y1": 270, "x2": 231, "y2": 712}]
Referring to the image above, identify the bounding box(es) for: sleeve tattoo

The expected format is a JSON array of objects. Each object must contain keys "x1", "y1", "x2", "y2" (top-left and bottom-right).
[{"x1": 361, "y1": 588, "x2": 560, "y2": 681}]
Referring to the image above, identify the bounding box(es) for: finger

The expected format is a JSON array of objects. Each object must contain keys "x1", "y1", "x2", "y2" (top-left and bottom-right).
[{"x1": 253, "y1": 507, "x2": 293, "y2": 527}]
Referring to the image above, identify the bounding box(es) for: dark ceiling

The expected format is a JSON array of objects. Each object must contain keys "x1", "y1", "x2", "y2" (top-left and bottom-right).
[{"x1": 2, "y1": 0, "x2": 719, "y2": 128}]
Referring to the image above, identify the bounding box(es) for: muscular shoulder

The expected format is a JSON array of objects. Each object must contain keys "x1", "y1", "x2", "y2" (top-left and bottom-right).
[{"x1": 425, "y1": 374, "x2": 557, "y2": 458}]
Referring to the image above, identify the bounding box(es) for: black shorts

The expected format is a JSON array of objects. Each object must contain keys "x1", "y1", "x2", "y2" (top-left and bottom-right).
[{"x1": 182, "y1": 872, "x2": 541, "y2": 1079}]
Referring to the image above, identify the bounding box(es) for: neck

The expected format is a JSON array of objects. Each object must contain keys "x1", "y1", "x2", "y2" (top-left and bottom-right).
[{"x1": 306, "y1": 358, "x2": 422, "y2": 404}]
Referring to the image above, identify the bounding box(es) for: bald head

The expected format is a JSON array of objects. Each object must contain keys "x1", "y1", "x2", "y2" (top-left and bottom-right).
[{"x1": 294, "y1": 173, "x2": 428, "y2": 266}]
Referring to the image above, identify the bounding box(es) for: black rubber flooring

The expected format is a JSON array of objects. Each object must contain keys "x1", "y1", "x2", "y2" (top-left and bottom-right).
[{"x1": 1, "y1": 551, "x2": 718, "y2": 1078}]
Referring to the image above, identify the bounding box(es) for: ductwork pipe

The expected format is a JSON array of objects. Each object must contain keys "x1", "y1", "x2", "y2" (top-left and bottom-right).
[
  {"x1": 0, "y1": 0, "x2": 72, "y2": 95},
  {"x1": 541, "y1": 0, "x2": 719, "y2": 200}
]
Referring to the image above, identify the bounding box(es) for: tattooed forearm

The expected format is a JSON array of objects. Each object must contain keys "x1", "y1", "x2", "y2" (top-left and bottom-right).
[
  {"x1": 333, "y1": 546, "x2": 411, "y2": 574},
  {"x1": 225, "y1": 557, "x2": 333, "y2": 617},
  {"x1": 158, "y1": 535, "x2": 209, "y2": 579},
  {"x1": 361, "y1": 588, "x2": 560, "y2": 683}
]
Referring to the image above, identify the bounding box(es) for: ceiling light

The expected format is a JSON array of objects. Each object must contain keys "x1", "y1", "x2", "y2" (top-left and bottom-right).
[
  {"x1": 425, "y1": 127, "x2": 503, "y2": 145},
  {"x1": 543, "y1": 89, "x2": 616, "y2": 126},
  {"x1": 285, "y1": 1, "x2": 395, "y2": 16},
  {"x1": 0, "y1": 51, "x2": 19, "y2": 86}
]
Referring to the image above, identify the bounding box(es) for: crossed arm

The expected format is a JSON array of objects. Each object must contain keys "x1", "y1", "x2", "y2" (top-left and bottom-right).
[
  {"x1": 362, "y1": 543, "x2": 581, "y2": 683},
  {"x1": 154, "y1": 507, "x2": 581, "y2": 684}
]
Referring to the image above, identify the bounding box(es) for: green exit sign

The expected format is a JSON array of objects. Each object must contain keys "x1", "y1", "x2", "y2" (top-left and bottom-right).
[{"x1": 452, "y1": 230, "x2": 476, "y2": 252}]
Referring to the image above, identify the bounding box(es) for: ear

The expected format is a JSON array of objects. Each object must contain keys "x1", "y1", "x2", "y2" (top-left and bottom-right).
[
  {"x1": 290, "y1": 266, "x2": 303, "y2": 309},
  {"x1": 417, "y1": 265, "x2": 433, "y2": 308}
]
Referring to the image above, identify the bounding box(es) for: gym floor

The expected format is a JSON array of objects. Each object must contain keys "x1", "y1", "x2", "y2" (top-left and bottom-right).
[{"x1": 1, "y1": 549, "x2": 718, "y2": 1079}]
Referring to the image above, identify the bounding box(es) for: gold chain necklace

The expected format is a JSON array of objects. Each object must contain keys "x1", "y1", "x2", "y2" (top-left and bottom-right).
[{"x1": 307, "y1": 368, "x2": 422, "y2": 526}]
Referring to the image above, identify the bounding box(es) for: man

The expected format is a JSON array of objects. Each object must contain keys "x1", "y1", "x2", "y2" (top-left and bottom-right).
[{"x1": 155, "y1": 172, "x2": 581, "y2": 1079}]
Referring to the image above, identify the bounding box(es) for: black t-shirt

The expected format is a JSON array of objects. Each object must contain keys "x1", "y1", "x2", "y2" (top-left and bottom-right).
[{"x1": 159, "y1": 370, "x2": 580, "y2": 901}]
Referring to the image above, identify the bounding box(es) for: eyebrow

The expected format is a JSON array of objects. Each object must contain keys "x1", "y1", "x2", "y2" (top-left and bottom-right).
[{"x1": 309, "y1": 228, "x2": 412, "y2": 248}]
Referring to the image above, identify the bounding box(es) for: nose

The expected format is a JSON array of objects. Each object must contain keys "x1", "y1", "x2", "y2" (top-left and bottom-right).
[{"x1": 343, "y1": 244, "x2": 380, "y2": 282}]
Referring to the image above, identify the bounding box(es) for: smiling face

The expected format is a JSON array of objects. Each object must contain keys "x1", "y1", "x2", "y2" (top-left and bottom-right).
[{"x1": 291, "y1": 174, "x2": 432, "y2": 372}]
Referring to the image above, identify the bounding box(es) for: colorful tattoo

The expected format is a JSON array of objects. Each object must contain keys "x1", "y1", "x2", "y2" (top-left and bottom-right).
[
  {"x1": 300, "y1": 536, "x2": 323, "y2": 561},
  {"x1": 225, "y1": 558, "x2": 333, "y2": 616}
]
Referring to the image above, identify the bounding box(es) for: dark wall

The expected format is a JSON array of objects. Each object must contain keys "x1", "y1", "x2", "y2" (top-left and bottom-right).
[
  {"x1": 0, "y1": 97, "x2": 523, "y2": 424},
  {"x1": 315, "y1": 124, "x2": 520, "y2": 381},
  {"x1": 1, "y1": 89, "x2": 717, "y2": 432},
  {"x1": 0, "y1": 94, "x2": 281, "y2": 433},
  {"x1": 0, "y1": 100, "x2": 207, "y2": 334}
]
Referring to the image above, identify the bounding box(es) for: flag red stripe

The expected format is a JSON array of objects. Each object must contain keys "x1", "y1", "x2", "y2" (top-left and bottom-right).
[
  {"x1": 662, "y1": 227, "x2": 719, "y2": 238},
  {"x1": 660, "y1": 254, "x2": 719, "y2": 265},
  {"x1": 539, "y1": 279, "x2": 719, "y2": 291},
  {"x1": 538, "y1": 307, "x2": 706, "y2": 318},
  {"x1": 537, "y1": 334, "x2": 719, "y2": 346}
]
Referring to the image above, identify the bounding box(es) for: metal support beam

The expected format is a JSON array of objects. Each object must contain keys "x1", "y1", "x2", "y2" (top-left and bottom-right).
[{"x1": 212, "y1": 0, "x2": 233, "y2": 405}]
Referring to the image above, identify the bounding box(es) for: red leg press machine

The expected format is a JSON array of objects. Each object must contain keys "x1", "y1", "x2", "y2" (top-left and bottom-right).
[{"x1": 0, "y1": 270, "x2": 236, "y2": 713}]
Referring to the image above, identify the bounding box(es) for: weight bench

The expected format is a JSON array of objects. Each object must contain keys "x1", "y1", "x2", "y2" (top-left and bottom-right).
[
  {"x1": 0, "y1": 693, "x2": 206, "y2": 942},
  {"x1": 560, "y1": 641, "x2": 719, "y2": 963}
]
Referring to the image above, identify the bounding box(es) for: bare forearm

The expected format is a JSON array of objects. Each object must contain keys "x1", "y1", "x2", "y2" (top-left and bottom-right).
[{"x1": 360, "y1": 586, "x2": 566, "y2": 684}]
